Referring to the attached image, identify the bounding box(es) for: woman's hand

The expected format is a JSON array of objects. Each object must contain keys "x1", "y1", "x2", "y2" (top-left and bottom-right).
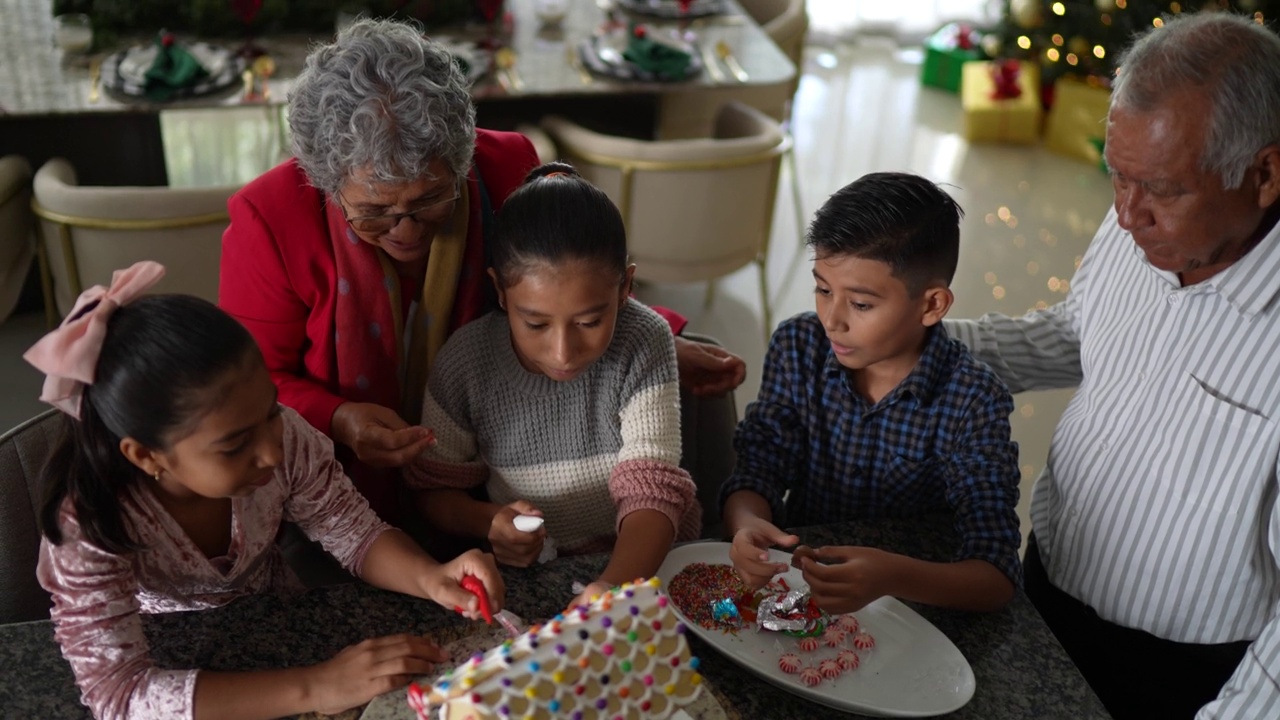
[
  {"x1": 306, "y1": 634, "x2": 447, "y2": 715},
  {"x1": 331, "y1": 401, "x2": 435, "y2": 468},
  {"x1": 674, "y1": 336, "x2": 747, "y2": 397},
  {"x1": 729, "y1": 517, "x2": 797, "y2": 590},
  {"x1": 487, "y1": 500, "x2": 546, "y2": 567},
  {"x1": 799, "y1": 546, "x2": 895, "y2": 614},
  {"x1": 420, "y1": 548, "x2": 506, "y2": 621}
]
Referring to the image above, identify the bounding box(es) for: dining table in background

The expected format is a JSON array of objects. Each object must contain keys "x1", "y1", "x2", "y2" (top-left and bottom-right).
[
  {"x1": 0, "y1": 0, "x2": 794, "y2": 187},
  {"x1": 0, "y1": 514, "x2": 1109, "y2": 719}
]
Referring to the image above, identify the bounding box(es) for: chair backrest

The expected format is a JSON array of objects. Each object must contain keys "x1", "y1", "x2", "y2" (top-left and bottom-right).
[
  {"x1": 739, "y1": 0, "x2": 808, "y2": 96},
  {"x1": 0, "y1": 155, "x2": 34, "y2": 324},
  {"x1": 543, "y1": 102, "x2": 788, "y2": 284},
  {"x1": 32, "y1": 158, "x2": 238, "y2": 320},
  {"x1": 0, "y1": 410, "x2": 61, "y2": 623}
]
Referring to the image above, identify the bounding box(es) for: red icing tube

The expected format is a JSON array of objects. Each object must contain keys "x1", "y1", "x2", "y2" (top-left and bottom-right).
[{"x1": 461, "y1": 575, "x2": 494, "y2": 624}]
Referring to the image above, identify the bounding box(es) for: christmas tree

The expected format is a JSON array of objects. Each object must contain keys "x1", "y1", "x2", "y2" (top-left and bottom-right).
[{"x1": 992, "y1": 0, "x2": 1280, "y2": 86}]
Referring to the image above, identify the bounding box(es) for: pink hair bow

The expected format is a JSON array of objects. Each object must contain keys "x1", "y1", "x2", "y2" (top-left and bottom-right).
[{"x1": 22, "y1": 261, "x2": 166, "y2": 419}]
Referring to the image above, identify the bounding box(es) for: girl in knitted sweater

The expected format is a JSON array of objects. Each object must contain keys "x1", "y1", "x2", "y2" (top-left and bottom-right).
[{"x1": 407, "y1": 163, "x2": 701, "y2": 607}]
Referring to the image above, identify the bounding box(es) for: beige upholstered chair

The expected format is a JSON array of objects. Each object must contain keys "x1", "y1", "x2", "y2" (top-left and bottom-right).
[
  {"x1": 544, "y1": 102, "x2": 788, "y2": 337},
  {"x1": 32, "y1": 158, "x2": 237, "y2": 326},
  {"x1": 0, "y1": 410, "x2": 60, "y2": 624},
  {"x1": 0, "y1": 156, "x2": 35, "y2": 325}
]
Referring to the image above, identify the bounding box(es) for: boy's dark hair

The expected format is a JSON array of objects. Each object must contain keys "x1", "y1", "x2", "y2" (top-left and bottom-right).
[
  {"x1": 806, "y1": 172, "x2": 963, "y2": 293},
  {"x1": 491, "y1": 161, "x2": 627, "y2": 287},
  {"x1": 38, "y1": 295, "x2": 260, "y2": 554}
]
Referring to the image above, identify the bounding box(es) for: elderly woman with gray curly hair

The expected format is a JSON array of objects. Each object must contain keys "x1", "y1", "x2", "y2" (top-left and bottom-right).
[{"x1": 219, "y1": 18, "x2": 745, "y2": 523}]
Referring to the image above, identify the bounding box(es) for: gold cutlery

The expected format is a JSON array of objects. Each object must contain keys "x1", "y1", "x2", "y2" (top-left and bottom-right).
[
  {"x1": 715, "y1": 40, "x2": 749, "y2": 82},
  {"x1": 565, "y1": 43, "x2": 592, "y2": 85},
  {"x1": 494, "y1": 48, "x2": 525, "y2": 93},
  {"x1": 700, "y1": 42, "x2": 726, "y2": 83},
  {"x1": 88, "y1": 56, "x2": 101, "y2": 103}
]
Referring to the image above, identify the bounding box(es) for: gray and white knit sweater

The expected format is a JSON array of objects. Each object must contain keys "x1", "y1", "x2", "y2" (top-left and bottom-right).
[{"x1": 406, "y1": 299, "x2": 701, "y2": 553}]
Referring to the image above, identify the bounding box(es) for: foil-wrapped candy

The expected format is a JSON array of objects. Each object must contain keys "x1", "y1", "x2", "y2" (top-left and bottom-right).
[
  {"x1": 757, "y1": 589, "x2": 825, "y2": 635},
  {"x1": 711, "y1": 597, "x2": 742, "y2": 627}
]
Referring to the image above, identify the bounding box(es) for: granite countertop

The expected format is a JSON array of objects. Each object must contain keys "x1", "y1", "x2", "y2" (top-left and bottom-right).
[{"x1": 0, "y1": 516, "x2": 1109, "y2": 719}]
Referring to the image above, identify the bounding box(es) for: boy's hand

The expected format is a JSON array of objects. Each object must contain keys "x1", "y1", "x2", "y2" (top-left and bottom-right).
[
  {"x1": 488, "y1": 501, "x2": 546, "y2": 567},
  {"x1": 729, "y1": 517, "x2": 798, "y2": 590},
  {"x1": 799, "y1": 545, "x2": 895, "y2": 614}
]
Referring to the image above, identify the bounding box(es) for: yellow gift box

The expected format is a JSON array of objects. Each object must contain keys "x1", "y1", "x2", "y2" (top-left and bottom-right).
[
  {"x1": 961, "y1": 61, "x2": 1042, "y2": 144},
  {"x1": 1045, "y1": 76, "x2": 1111, "y2": 165}
]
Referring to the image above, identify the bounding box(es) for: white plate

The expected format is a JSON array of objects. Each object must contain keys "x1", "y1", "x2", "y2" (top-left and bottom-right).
[{"x1": 657, "y1": 542, "x2": 976, "y2": 718}]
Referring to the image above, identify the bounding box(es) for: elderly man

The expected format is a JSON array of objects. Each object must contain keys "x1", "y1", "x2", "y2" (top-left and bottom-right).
[{"x1": 947, "y1": 12, "x2": 1280, "y2": 720}]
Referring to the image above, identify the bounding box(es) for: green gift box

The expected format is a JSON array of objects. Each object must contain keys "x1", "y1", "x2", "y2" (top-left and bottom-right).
[{"x1": 922, "y1": 23, "x2": 985, "y2": 93}]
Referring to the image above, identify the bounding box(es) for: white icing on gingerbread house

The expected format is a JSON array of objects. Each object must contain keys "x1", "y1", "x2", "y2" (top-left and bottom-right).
[{"x1": 416, "y1": 578, "x2": 702, "y2": 720}]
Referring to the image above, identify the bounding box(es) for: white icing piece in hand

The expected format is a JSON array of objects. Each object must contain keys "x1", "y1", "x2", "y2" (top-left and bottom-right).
[{"x1": 513, "y1": 515, "x2": 545, "y2": 532}]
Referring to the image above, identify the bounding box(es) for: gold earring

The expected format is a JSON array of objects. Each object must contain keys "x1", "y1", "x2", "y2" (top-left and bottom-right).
[{"x1": 152, "y1": 470, "x2": 161, "y2": 481}]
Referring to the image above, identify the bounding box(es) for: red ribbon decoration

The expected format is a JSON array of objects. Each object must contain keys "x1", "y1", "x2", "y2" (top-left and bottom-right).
[{"x1": 990, "y1": 59, "x2": 1023, "y2": 100}]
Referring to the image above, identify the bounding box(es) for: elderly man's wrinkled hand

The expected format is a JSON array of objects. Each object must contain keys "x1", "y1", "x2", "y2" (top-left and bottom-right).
[
  {"x1": 332, "y1": 401, "x2": 436, "y2": 468},
  {"x1": 674, "y1": 336, "x2": 747, "y2": 396}
]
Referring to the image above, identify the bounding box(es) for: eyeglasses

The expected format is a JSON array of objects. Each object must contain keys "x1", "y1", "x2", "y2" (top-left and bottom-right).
[{"x1": 338, "y1": 183, "x2": 461, "y2": 235}]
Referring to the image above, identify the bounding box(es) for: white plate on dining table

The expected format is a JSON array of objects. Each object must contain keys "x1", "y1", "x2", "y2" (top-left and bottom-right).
[
  {"x1": 578, "y1": 25, "x2": 703, "y2": 82},
  {"x1": 657, "y1": 542, "x2": 976, "y2": 718}
]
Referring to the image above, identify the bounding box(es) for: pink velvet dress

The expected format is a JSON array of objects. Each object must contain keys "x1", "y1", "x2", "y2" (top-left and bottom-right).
[{"x1": 36, "y1": 407, "x2": 392, "y2": 720}]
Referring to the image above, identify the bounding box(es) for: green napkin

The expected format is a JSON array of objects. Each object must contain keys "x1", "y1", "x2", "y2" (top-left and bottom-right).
[
  {"x1": 144, "y1": 34, "x2": 209, "y2": 101},
  {"x1": 623, "y1": 29, "x2": 691, "y2": 79}
]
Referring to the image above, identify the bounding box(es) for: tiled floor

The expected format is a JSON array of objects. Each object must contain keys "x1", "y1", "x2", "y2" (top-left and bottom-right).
[{"x1": 0, "y1": 38, "x2": 1116, "y2": 541}]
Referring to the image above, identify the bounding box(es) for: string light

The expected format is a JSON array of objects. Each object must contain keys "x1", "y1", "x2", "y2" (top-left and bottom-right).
[
  {"x1": 1116, "y1": 0, "x2": 1126, "y2": 8},
  {"x1": 993, "y1": 286, "x2": 1006, "y2": 300},
  {"x1": 1094, "y1": 45, "x2": 1106, "y2": 59},
  {"x1": 1170, "y1": 2, "x2": 1181, "y2": 11},
  {"x1": 1153, "y1": 17, "x2": 1164, "y2": 27},
  {"x1": 1066, "y1": 53, "x2": 1079, "y2": 65},
  {"x1": 1046, "y1": 48, "x2": 1061, "y2": 62},
  {"x1": 1052, "y1": 33, "x2": 1065, "y2": 46},
  {"x1": 1101, "y1": 13, "x2": 1112, "y2": 25},
  {"x1": 1017, "y1": 35, "x2": 1032, "y2": 50},
  {"x1": 1052, "y1": 2, "x2": 1066, "y2": 15}
]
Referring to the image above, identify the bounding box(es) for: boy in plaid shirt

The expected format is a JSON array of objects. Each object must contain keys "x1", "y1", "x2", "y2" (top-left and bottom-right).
[{"x1": 722, "y1": 172, "x2": 1022, "y2": 612}]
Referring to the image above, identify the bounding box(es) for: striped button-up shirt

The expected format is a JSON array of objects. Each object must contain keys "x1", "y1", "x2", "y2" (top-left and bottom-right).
[
  {"x1": 948, "y1": 207, "x2": 1280, "y2": 719},
  {"x1": 720, "y1": 314, "x2": 1023, "y2": 586}
]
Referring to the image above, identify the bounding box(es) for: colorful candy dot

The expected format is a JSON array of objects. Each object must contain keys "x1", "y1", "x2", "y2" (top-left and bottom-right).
[
  {"x1": 671, "y1": 656, "x2": 680, "y2": 667},
  {"x1": 641, "y1": 701, "x2": 652, "y2": 711},
  {"x1": 619, "y1": 686, "x2": 631, "y2": 699},
  {"x1": 645, "y1": 644, "x2": 657, "y2": 655},
  {"x1": 676, "y1": 623, "x2": 687, "y2": 634},
  {"x1": 602, "y1": 644, "x2": 614, "y2": 656},
  {"x1": 621, "y1": 660, "x2": 632, "y2": 672},
  {"x1": 498, "y1": 705, "x2": 509, "y2": 716},
  {"x1": 574, "y1": 686, "x2": 585, "y2": 696},
  {"x1": 630, "y1": 605, "x2": 640, "y2": 616},
  {"x1": 578, "y1": 629, "x2": 590, "y2": 641},
  {"x1": 643, "y1": 675, "x2": 654, "y2": 686},
  {"x1": 555, "y1": 643, "x2": 567, "y2": 656},
  {"x1": 601, "y1": 617, "x2": 613, "y2": 629},
  {"x1": 601, "y1": 674, "x2": 610, "y2": 686},
  {"x1": 692, "y1": 673, "x2": 703, "y2": 685},
  {"x1": 690, "y1": 657, "x2": 701, "y2": 670},
  {"x1": 549, "y1": 700, "x2": 561, "y2": 712},
  {"x1": 529, "y1": 661, "x2": 540, "y2": 672},
  {"x1": 439, "y1": 680, "x2": 450, "y2": 690},
  {"x1": 525, "y1": 687, "x2": 536, "y2": 699},
  {"x1": 596, "y1": 698, "x2": 608, "y2": 710},
  {"x1": 552, "y1": 671, "x2": 565, "y2": 683},
  {"x1": 652, "y1": 620, "x2": 663, "y2": 631},
  {"x1": 501, "y1": 678, "x2": 513, "y2": 687},
  {"x1": 578, "y1": 657, "x2": 590, "y2": 669},
  {"x1": 664, "y1": 683, "x2": 676, "y2": 695},
  {"x1": 572, "y1": 713, "x2": 583, "y2": 720},
  {"x1": 471, "y1": 693, "x2": 482, "y2": 703},
  {"x1": 657, "y1": 596, "x2": 668, "y2": 607},
  {"x1": 627, "y1": 631, "x2": 638, "y2": 642}
]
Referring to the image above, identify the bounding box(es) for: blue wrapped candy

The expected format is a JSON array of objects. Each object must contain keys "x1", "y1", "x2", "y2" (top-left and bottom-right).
[{"x1": 710, "y1": 598, "x2": 741, "y2": 627}]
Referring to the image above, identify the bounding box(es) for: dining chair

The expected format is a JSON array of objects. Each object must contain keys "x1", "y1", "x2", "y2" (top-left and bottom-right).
[
  {"x1": 656, "y1": 0, "x2": 809, "y2": 245},
  {"x1": 31, "y1": 158, "x2": 238, "y2": 327},
  {"x1": 0, "y1": 410, "x2": 60, "y2": 624},
  {"x1": 678, "y1": 333, "x2": 738, "y2": 539},
  {"x1": 0, "y1": 155, "x2": 35, "y2": 325},
  {"x1": 543, "y1": 101, "x2": 789, "y2": 339}
]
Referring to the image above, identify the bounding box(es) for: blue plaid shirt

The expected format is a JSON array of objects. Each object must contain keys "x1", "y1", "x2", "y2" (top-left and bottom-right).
[{"x1": 720, "y1": 313, "x2": 1022, "y2": 585}]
